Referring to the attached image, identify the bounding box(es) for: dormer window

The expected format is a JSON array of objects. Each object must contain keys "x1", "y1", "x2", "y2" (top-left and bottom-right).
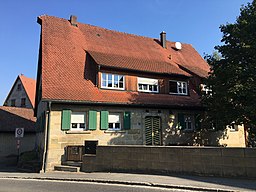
[
  {"x1": 101, "y1": 73, "x2": 125, "y2": 90},
  {"x1": 169, "y1": 80, "x2": 188, "y2": 95},
  {"x1": 138, "y1": 77, "x2": 159, "y2": 93}
]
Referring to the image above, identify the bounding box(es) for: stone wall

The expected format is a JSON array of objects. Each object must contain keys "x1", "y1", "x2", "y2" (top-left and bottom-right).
[{"x1": 82, "y1": 145, "x2": 256, "y2": 178}]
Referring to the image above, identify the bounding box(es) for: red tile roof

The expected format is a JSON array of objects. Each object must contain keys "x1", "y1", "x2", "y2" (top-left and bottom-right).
[
  {"x1": 38, "y1": 15, "x2": 209, "y2": 108},
  {"x1": 0, "y1": 106, "x2": 36, "y2": 132},
  {"x1": 19, "y1": 75, "x2": 36, "y2": 108}
]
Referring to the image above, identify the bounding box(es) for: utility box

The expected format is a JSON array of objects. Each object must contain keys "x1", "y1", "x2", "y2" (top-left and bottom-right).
[
  {"x1": 66, "y1": 145, "x2": 85, "y2": 161},
  {"x1": 84, "y1": 140, "x2": 98, "y2": 154}
]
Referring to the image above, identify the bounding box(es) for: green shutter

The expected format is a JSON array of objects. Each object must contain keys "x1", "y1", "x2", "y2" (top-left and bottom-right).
[
  {"x1": 61, "y1": 110, "x2": 71, "y2": 131},
  {"x1": 89, "y1": 110, "x2": 97, "y2": 130},
  {"x1": 123, "y1": 111, "x2": 131, "y2": 130},
  {"x1": 178, "y1": 113, "x2": 185, "y2": 130},
  {"x1": 100, "y1": 111, "x2": 109, "y2": 130},
  {"x1": 195, "y1": 114, "x2": 201, "y2": 130}
]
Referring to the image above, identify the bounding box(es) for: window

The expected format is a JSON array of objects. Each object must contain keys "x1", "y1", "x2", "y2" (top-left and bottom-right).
[
  {"x1": 108, "y1": 113, "x2": 121, "y2": 131},
  {"x1": 70, "y1": 112, "x2": 86, "y2": 131},
  {"x1": 184, "y1": 115, "x2": 194, "y2": 130},
  {"x1": 101, "y1": 73, "x2": 124, "y2": 90},
  {"x1": 169, "y1": 80, "x2": 188, "y2": 95},
  {"x1": 21, "y1": 98, "x2": 26, "y2": 107},
  {"x1": 17, "y1": 84, "x2": 21, "y2": 91},
  {"x1": 138, "y1": 77, "x2": 159, "y2": 93},
  {"x1": 11, "y1": 99, "x2": 16, "y2": 107}
]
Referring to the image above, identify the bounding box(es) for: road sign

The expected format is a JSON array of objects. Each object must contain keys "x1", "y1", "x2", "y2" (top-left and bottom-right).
[{"x1": 15, "y1": 128, "x2": 24, "y2": 138}]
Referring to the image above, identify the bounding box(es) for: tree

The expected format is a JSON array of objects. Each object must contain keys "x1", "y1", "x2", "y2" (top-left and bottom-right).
[{"x1": 203, "y1": 0, "x2": 256, "y2": 131}]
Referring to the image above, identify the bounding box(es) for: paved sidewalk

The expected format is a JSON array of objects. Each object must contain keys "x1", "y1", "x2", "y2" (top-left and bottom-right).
[{"x1": 0, "y1": 170, "x2": 255, "y2": 192}]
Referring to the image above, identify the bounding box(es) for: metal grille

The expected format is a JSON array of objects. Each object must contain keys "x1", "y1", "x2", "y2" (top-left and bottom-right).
[{"x1": 145, "y1": 116, "x2": 161, "y2": 145}]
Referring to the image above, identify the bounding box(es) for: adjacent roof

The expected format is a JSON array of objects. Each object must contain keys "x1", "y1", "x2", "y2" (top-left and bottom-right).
[
  {"x1": 4, "y1": 75, "x2": 36, "y2": 108},
  {"x1": 37, "y1": 15, "x2": 210, "y2": 108},
  {"x1": 0, "y1": 106, "x2": 36, "y2": 132},
  {"x1": 19, "y1": 75, "x2": 36, "y2": 108}
]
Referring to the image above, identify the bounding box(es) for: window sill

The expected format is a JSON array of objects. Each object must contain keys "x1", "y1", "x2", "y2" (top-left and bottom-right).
[
  {"x1": 104, "y1": 130, "x2": 126, "y2": 133},
  {"x1": 66, "y1": 131, "x2": 91, "y2": 134}
]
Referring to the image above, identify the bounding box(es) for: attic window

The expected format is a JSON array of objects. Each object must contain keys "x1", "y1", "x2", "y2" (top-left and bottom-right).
[
  {"x1": 138, "y1": 77, "x2": 159, "y2": 93},
  {"x1": 17, "y1": 84, "x2": 21, "y2": 91}
]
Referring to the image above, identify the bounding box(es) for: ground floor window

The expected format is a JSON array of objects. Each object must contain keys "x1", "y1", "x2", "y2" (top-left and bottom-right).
[
  {"x1": 108, "y1": 113, "x2": 121, "y2": 131},
  {"x1": 71, "y1": 112, "x2": 86, "y2": 131}
]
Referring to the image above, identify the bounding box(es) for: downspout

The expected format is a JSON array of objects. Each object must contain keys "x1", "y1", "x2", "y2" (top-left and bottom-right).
[{"x1": 42, "y1": 101, "x2": 51, "y2": 172}]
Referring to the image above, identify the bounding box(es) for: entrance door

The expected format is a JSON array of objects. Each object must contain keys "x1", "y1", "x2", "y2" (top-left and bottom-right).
[{"x1": 145, "y1": 116, "x2": 162, "y2": 145}]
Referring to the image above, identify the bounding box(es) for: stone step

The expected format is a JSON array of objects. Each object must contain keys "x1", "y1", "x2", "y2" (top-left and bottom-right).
[
  {"x1": 54, "y1": 165, "x2": 80, "y2": 172},
  {"x1": 62, "y1": 161, "x2": 82, "y2": 167}
]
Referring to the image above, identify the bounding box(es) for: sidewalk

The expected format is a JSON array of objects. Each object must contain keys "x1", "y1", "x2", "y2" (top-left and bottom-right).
[{"x1": 0, "y1": 169, "x2": 256, "y2": 192}]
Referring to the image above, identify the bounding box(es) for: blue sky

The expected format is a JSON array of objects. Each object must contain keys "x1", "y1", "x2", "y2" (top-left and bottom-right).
[{"x1": 0, "y1": 0, "x2": 251, "y2": 105}]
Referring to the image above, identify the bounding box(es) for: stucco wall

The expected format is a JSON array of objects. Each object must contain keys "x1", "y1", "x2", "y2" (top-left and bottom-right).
[{"x1": 82, "y1": 145, "x2": 256, "y2": 178}]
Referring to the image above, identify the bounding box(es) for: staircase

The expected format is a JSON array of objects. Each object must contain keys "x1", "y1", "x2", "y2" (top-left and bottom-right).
[{"x1": 54, "y1": 161, "x2": 82, "y2": 172}]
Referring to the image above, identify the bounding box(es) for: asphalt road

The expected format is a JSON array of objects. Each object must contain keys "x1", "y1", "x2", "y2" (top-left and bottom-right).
[{"x1": 0, "y1": 178, "x2": 199, "y2": 192}]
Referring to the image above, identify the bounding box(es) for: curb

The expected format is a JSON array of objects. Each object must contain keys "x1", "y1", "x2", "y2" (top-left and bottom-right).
[{"x1": 0, "y1": 176, "x2": 235, "y2": 192}]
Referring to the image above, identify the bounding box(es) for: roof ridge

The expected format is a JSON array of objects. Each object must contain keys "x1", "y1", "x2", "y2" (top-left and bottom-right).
[{"x1": 39, "y1": 15, "x2": 190, "y2": 44}]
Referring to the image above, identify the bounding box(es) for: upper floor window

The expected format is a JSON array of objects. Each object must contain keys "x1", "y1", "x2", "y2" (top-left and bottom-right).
[
  {"x1": 17, "y1": 84, "x2": 22, "y2": 91},
  {"x1": 21, "y1": 98, "x2": 26, "y2": 107},
  {"x1": 169, "y1": 80, "x2": 188, "y2": 95},
  {"x1": 71, "y1": 112, "x2": 86, "y2": 131},
  {"x1": 138, "y1": 77, "x2": 159, "y2": 93},
  {"x1": 11, "y1": 99, "x2": 16, "y2": 107},
  {"x1": 101, "y1": 73, "x2": 124, "y2": 90}
]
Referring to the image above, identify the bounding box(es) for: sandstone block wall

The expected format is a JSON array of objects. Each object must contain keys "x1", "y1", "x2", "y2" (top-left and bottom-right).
[{"x1": 82, "y1": 146, "x2": 256, "y2": 178}]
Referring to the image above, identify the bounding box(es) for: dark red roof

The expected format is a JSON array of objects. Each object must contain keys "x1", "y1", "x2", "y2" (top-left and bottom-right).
[
  {"x1": 0, "y1": 106, "x2": 36, "y2": 132},
  {"x1": 38, "y1": 15, "x2": 209, "y2": 108}
]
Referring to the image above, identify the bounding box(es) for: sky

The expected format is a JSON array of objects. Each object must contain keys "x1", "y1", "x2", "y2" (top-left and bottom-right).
[{"x1": 0, "y1": 0, "x2": 252, "y2": 105}]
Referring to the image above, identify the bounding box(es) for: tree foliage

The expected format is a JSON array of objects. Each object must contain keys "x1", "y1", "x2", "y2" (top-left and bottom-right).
[{"x1": 203, "y1": 0, "x2": 256, "y2": 130}]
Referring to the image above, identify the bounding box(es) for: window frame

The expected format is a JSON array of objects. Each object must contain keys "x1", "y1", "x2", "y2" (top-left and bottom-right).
[
  {"x1": 21, "y1": 98, "x2": 26, "y2": 107},
  {"x1": 70, "y1": 112, "x2": 87, "y2": 131},
  {"x1": 184, "y1": 115, "x2": 194, "y2": 131},
  {"x1": 11, "y1": 99, "x2": 16, "y2": 107},
  {"x1": 108, "y1": 112, "x2": 122, "y2": 131},
  {"x1": 101, "y1": 73, "x2": 125, "y2": 90},
  {"x1": 169, "y1": 80, "x2": 188, "y2": 95},
  {"x1": 17, "y1": 84, "x2": 22, "y2": 91},
  {"x1": 137, "y1": 77, "x2": 159, "y2": 93}
]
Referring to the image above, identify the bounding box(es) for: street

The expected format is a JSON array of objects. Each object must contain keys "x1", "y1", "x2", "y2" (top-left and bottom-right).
[{"x1": 0, "y1": 178, "x2": 199, "y2": 192}]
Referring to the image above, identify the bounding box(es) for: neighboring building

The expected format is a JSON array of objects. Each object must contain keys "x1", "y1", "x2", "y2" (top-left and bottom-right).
[
  {"x1": 35, "y1": 15, "x2": 246, "y2": 171},
  {"x1": 0, "y1": 106, "x2": 36, "y2": 164},
  {"x1": 4, "y1": 74, "x2": 36, "y2": 109}
]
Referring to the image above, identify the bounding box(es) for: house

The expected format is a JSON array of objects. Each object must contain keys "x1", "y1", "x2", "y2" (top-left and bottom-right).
[
  {"x1": 0, "y1": 106, "x2": 36, "y2": 165},
  {"x1": 35, "y1": 15, "x2": 246, "y2": 171},
  {"x1": 4, "y1": 74, "x2": 36, "y2": 109}
]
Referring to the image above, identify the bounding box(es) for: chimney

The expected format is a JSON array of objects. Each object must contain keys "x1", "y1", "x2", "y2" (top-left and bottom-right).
[
  {"x1": 70, "y1": 15, "x2": 78, "y2": 27},
  {"x1": 160, "y1": 31, "x2": 166, "y2": 49}
]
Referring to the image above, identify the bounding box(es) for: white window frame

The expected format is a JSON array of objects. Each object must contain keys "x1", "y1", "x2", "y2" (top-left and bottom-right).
[
  {"x1": 101, "y1": 73, "x2": 125, "y2": 90},
  {"x1": 70, "y1": 112, "x2": 86, "y2": 131},
  {"x1": 184, "y1": 115, "x2": 194, "y2": 131},
  {"x1": 169, "y1": 80, "x2": 188, "y2": 95},
  {"x1": 137, "y1": 77, "x2": 159, "y2": 93},
  {"x1": 108, "y1": 113, "x2": 121, "y2": 131}
]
